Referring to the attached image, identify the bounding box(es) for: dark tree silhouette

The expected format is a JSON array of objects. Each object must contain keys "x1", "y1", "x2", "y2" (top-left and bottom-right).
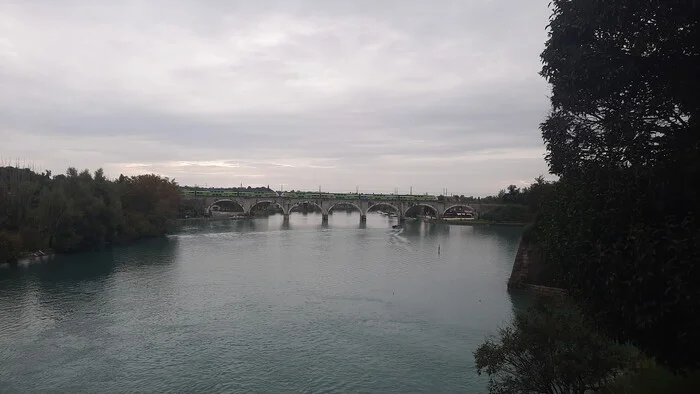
[
  {"x1": 0, "y1": 166, "x2": 181, "y2": 262},
  {"x1": 536, "y1": 0, "x2": 700, "y2": 369}
]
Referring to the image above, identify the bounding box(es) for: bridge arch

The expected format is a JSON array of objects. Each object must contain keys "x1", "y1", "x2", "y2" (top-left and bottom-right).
[
  {"x1": 328, "y1": 201, "x2": 362, "y2": 214},
  {"x1": 404, "y1": 203, "x2": 439, "y2": 217},
  {"x1": 367, "y1": 201, "x2": 399, "y2": 214},
  {"x1": 207, "y1": 199, "x2": 245, "y2": 213},
  {"x1": 443, "y1": 204, "x2": 476, "y2": 216},
  {"x1": 288, "y1": 200, "x2": 325, "y2": 215},
  {"x1": 250, "y1": 200, "x2": 286, "y2": 215}
]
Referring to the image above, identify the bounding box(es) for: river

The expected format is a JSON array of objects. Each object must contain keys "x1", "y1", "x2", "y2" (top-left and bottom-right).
[{"x1": 0, "y1": 212, "x2": 527, "y2": 393}]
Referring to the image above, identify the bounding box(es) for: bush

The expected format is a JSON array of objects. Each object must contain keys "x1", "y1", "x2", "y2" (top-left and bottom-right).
[
  {"x1": 0, "y1": 166, "x2": 181, "y2": 257},
  {"x1": 0, "y1": 230, "x2": 22, "y2": 263},
  {"x1": 603, "y1": 360, "x2": 700, "y2": 394},
  {"x1": 521, "y1": 223, "x2": 538, "y2": 243},
  {"x1": 474, "y1": 301, "x2": 633, "y2": 394},
  {"x1": 481, "y1": 205, "x2": 531, "y2": 223}
]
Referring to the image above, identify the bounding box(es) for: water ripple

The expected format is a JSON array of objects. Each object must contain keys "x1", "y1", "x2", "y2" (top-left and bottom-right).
[{"x1": 0, "y1": 214, "x2": 525, "y2": 393}]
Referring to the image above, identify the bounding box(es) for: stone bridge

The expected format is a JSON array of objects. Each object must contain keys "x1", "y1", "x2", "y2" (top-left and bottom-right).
[{"x1": 189, "y1": 195, "x2": 501, "y2": 223}]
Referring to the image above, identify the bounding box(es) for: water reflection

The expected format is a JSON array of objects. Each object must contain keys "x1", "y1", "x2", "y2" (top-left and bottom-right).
[
  {"x1": 401, "y1": 220, "x2": 451, "y2": 238},
  {"x1": 0, "y1": 237, "x2": 179, "y2": 298},
  {"x1": 281, "y1": 218, "x2": 291, "y2": 230},
  {"x1": 1, "y1": 250, "x2": 117, "y2": 290},
  {"x1": 179, "y1": 213, "x2": 380, "y2": 234}
]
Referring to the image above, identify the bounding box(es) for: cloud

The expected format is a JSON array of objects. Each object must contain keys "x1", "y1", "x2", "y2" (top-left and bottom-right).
[{"x1": 0, "y1": 0, "x2": 553, "y2": 195}]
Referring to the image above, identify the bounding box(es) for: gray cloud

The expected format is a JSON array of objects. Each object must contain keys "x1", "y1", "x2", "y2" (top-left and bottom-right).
[{"x1": 0, "y1": 0, "x2": 553, "y2": 195}]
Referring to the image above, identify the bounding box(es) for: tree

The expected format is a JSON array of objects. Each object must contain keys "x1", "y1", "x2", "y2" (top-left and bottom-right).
[
  {"x1": 475, "y1": 302, "x2": 632, "y2": 394},
  {"x1": 0, "y1": 166, "x2": 182, "y2": 264},
  {"x1": 526, "y1": 176, "x2": 552, "y2": 215},
  {"x1": 0, "y1": 230, "x2": 22, "y2": 263},
  {"x1": 537, "y1": 0, "x2": 700, "y2": 369},
  {"x1": 540, "y1": 0, "x2": 699, "y2": 174},
  {"x1": 118, "y1": 174, "x2": 180, "y2": 239}
]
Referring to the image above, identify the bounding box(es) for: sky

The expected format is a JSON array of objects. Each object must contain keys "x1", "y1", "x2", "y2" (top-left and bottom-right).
[{"x1": 1, "y1": 0, "x2": 553, "y2": 196}]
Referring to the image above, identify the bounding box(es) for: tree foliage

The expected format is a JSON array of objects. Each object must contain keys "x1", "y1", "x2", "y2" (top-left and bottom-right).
[
  {"x1": 480, "y1": 205, "x2": 531, "y2": 223},
  {"x1": 0, "y1": 166, "x2": 180, "y2": 262},
  {"x1": 442, "y1": 177, "x2": 553, "y2": 208},
  {"x1": 541, "y1": 0, "x2": 699, "y2": 174},
  {"x1": 535, "y1": 0, "x2": 700, "y2": 369},
  {"x1": 475, "y1": 302, "x2": 632, "y2": 394}
]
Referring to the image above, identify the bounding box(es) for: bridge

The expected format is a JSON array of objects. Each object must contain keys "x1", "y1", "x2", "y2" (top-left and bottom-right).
[{"x1": 185, "y1": 194, "x2": 501, "y2": 224}]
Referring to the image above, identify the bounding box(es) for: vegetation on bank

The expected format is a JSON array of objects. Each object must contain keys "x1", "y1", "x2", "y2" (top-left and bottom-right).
[
  {"x1": 476, "y1": 299, "x2": 700, "y2": 394},
  {"x1": 0, "y1": 166, "x2": 180, "y2": 264},
  {"x1": 476, "y1": 301, "x2": 633, "y2": 393},
  {"x1": 439, "y1": 181, "x2": 547, "y2": 224},
  {"x1": 458, "y1": 178, "x2": 551, "y2": 225},
  {"x1": 475, "y1": 0, "x2": 699, "y2": 392},
  {"x1": 436, "y1": 182, "x2": 538, "y2": 206},
  {"x1": 479, "y1": 205, "x2": 529, "y2": 224}
]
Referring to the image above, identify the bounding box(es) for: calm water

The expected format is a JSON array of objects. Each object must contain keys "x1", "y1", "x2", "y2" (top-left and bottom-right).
[{"x1": 0, "y1": 212, "x2": 526, "y2": 393}]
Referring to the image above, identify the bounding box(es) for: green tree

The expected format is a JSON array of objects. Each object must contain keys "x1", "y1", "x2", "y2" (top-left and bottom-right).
[
  {"x1": 537, "y1": 0, "x2": 700, "y2": 369},
  {"x1": 481, "y1": 205, "x2": 530, "y2": 223},
  {"x1": 0, "y1": 230, "x2": 22, "y2": 263},
  {"x1": 0, "y1": 165, "x2": 182, "y2": 264},
  {"x1": 118, "y1": 174, "x2": 181, "y2": 239},
  {"x1": 475, "y1": 302, "x2": 632, "y2": 394}
]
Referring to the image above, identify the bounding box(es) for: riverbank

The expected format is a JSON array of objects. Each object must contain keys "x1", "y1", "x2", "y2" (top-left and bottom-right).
[
  {"x1": 507, "y1": 238, "x2": 566, "y2": 292},
  {"x1": 2, "y1": 251, "x2": 56, "y2": 267},
  {"x1": 504, "y1": 238, "x2": 700, "y2": 393}
]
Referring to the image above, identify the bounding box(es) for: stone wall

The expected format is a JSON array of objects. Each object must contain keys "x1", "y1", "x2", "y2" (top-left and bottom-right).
[
  {"x1": 508, "y1": 239, "x2": 568, "y2": 298},
  {"x1": 507, "y1": 240, "x2": 530, "y2": 290}
]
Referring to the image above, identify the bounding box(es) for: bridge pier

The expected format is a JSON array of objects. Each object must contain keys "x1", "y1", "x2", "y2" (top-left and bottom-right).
[
  {"x1": 322, "y1": 214, "x2": 329, "y2": 224},
  {"x1": 360, "y1": 214, "x2": 367, "y2": 224},
  {"x1": 283, "y1": 213, "x2": 290, "y2": 222}
]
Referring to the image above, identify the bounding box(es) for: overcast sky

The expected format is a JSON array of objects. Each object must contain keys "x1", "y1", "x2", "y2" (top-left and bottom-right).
[{"x1": 1, "y1": 0, "x2": 552, "y2": 196}]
